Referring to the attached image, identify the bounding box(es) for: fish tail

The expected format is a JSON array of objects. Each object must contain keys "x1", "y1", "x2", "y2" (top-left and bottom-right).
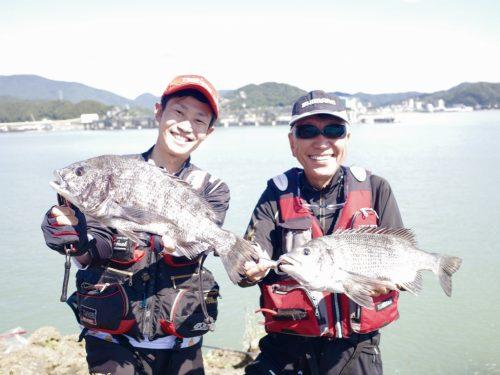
[
  {"x1": 436, "y1": 254, "x2": 462, "y2": 297},
  {"x1": 219, "y1": 234, "x2": 259, "y2": 284}
]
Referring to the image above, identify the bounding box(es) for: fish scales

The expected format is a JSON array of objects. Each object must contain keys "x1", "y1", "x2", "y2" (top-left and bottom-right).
[
  {"x1": 278, "y1": 227, "x2": 462, "y2": 308},
  {"x1": 324, "y1": 232, "x2": 429, "y2": 278},
  {"x1": 49, "y1": 155, "x2": 257, "y2": 283}
]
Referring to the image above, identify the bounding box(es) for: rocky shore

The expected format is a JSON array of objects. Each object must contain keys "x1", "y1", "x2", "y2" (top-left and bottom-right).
[{"x1": 0, "y1": 327, "x2": 254, "y2": 374}]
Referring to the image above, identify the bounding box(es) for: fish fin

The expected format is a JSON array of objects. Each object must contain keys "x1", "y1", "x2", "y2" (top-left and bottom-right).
[
  {"x1": 342, "y1": 279, "x2": 375, "y2": 309},
  {"x1": 175, "y1": 242, "x2": 210, "y2": 259},
  {"x1": 334, "y1": 227, "x2": 418, "y2": 246},
  {"x1": 398, "y1": 271, "x2": 423, "y2": 296},
  {"x1": 342, "y1": 272, "x2": 396, "y2": 309},
  {"x1": 118, "y1": 230, "x2": 148, "y2": 246},
  {"x1": 437, "y1": 255, "x2": 462, "y2": 297},
  {"x1": 219, "y1": 235, "x2": 260, "y2": 284}
]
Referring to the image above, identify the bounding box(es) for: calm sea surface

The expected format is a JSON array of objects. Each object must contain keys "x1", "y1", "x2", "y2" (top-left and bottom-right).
[{"x1": 1, "y1": 111, "x2": 499, "y2": 374}]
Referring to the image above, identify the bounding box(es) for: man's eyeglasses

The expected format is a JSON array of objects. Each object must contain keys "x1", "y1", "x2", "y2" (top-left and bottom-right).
[{"x1": 294, "y1": 124, "x2": 347, "y2": 140}]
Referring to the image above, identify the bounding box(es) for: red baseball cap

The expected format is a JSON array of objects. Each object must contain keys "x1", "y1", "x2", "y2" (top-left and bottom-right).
[{"x1": 162, "y1": 75, "x2": 220, "y2": 120}]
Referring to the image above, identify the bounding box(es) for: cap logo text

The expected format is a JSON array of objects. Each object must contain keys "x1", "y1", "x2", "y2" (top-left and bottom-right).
[{"x1": 302, "y1": 98, "x2": 337, "y2": 108}]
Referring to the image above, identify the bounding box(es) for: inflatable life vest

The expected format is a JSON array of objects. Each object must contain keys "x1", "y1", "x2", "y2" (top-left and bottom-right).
[
  {"x1": 68, "y1": 167, "x2": 220, "y2": 340},
  {"x1": 259, "y1": 166, "x2": 399, "y2": 338}
]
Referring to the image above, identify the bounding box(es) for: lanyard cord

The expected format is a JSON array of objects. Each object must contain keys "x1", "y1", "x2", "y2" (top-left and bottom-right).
[{"x1": 298, "y1": 169, "x2": 346, "y2": 211}]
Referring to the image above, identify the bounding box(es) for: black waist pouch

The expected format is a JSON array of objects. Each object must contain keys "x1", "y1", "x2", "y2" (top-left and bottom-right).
[
  {"x1": 68, "y1": 267, "x2": 138, "y2": 336},
  {"x1": 159, "y1": 267, "x2": 219, "y2": 338}
]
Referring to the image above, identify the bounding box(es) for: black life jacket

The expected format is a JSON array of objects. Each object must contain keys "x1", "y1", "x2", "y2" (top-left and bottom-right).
[{"x1": 68, "y1": 168, "x2": 220, "y2": 340}]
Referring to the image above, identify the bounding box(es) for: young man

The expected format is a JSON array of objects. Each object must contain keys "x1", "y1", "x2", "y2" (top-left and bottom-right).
[
  {"x1": 242, "y1": 91, "x2": 403, "y2": 374},
  {"x1": 41, "y1": 75, "x2": 228, "y2": 374}
]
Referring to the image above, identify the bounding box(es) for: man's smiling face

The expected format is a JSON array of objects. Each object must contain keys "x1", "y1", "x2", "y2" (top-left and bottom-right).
[
  {"x1": 155, "y1": 95, "x2": 214, "y2": 159},
  {"x1": 288, "y1": 115, "x2": 350, "y2": 189}
]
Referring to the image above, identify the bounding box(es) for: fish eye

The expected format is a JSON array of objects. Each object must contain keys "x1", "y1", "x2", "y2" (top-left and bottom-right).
[
  {"x1": 303, "y1": 248, "x2": 311, "y2": 256},
  {"x1": 75, "y1": 167, "x2": 85, "y2": 176}
]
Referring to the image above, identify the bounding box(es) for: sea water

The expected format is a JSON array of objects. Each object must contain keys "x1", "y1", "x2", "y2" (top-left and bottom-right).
[{"x1": 0, "y1": 110, "x2": 499, "y2": 374}]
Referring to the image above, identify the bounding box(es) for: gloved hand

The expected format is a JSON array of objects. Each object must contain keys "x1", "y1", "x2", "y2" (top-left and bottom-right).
[{"x1": 41, "y1": 205, "x2": 89, "y2": 256}]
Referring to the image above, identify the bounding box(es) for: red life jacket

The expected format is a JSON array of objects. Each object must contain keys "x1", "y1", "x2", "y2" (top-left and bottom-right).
[{"x1": 259, "y1": 167, "x2": 399, "y2": 338}]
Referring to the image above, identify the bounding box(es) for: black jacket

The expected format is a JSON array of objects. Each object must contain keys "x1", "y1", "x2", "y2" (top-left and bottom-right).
[
  {"x1": 75, "y1": 146, "x2": 230, "y2": 340},
  {"x1": 245, "y1": 166, "x2": 403, "y2": 262}
]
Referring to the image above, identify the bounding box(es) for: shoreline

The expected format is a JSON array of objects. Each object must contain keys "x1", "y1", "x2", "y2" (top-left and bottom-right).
[
  {"x1": 1, "y1": 109, "x2": 498, "y2": 134},
  {"x1": 0, "y1": 327, "x2": 253, "y2": 374}
]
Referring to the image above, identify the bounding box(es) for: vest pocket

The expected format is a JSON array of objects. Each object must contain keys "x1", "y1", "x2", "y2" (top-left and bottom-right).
[
  {"x1": 76, "y1": 283, "x2": 135, "y2": 334},
  {"x1": 259, "y1": 281, "x2": 325, "y2": 336},
  {"x1": 70, "y1": 268, "x2": 137, "y2": 335},
  {"x1": 159, "y1": 269, "x2": 219, "y2": 338},
  {"x1": 160, "y1": 289, "x2": 219, "y2": 338},
  {"x1": 109, "y1": 235, "x2": 145, "y2": 266},
  {"x1": 349, "y1": 291, "x2": 399, "y2": 333}
]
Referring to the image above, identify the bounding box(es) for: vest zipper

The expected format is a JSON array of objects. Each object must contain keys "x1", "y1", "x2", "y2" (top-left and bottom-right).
[
  {"x1": 333, "y1": 294, "x2": 342, "y2": 338},
  {"x1": 319, "y1": 191, "x2": 343, "y2": 337},
  {"x1": 141, "y1": 245, "x2": 157, "y2": 338},
  {"x1": 319, "y1": 192, "x2": 326, "y2": 234}
]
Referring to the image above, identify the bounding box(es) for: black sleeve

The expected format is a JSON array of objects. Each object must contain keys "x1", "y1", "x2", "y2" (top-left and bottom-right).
[
  {"x1": 244, "y1": 184, "x2": 280, "y2": 259},
  {"x1": 85, "y1": 216, "x2": 114, "y2": 266},
  {"x1": 202, "y1": 180, "x2": 230, "y2": 227},
  {"x1": 370, "y1": 175, "x2": 404, "y2": 229}
]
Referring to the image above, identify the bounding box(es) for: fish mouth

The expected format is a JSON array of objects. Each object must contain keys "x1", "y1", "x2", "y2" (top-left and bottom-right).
[
  {"x1": 276, "y1": 254, "x2": 301, "y2": 275},
  {"x1": 49, "y1": 171, "x2": 78, "y2": 207},
  {"x1": 49, "y1": 171, "x2": 64, "y2": 193},
  {"x1": 279, "y1": 254, "x2": 301, "y2": 266}
]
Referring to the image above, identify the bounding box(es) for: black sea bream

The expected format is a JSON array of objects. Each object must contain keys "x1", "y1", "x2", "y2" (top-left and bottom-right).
[
  {"x1": 49, "y1": 154, "x2": 257, "y2": 283},
  {"x1": 278, "y1": 228, "x2": 462, "y2": 308}
]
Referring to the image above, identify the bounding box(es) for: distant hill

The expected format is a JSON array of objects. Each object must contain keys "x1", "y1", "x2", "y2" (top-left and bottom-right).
[
  {"x1": 350, "y1": 91, "x2": 425, "y2": 107},
  {"x1": 0, "y1": 96, "x2": 111, "y2": 122},
  {"x1": 421, "y1": 82, "x2": 500, "y2": 108},
  {"x1": 134, "y1": 93, "x2": 159, "y2": 110},
  {"x1": 0, "y1": 75, "x2": 135, "y2": 107},
  {"x1": 348, "y1": 83, "x2": 500, "y2": 108},
  {"x1": 219, "y1": 89, "x2": 234, "y2": 97},
  {"x1": 1, "y1": 75, "x2": 498, "y2": 122},
  {"x1": 222, "y1": 82, "x2": 307, "y2": 110}
]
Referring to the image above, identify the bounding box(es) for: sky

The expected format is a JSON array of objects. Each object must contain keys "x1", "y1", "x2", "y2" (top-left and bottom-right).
[{"x1": 1, "y1": 0, "x2": 499, "y2": 99}]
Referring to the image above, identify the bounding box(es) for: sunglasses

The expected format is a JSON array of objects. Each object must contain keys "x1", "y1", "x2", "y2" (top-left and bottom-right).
[{"x1": 294, "y1": 123, "x2": 347, "y2": 140}]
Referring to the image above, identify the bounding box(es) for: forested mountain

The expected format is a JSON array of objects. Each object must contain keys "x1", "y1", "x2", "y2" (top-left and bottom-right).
[
  {"x1": 1, "y1": 75, "x2": 498, "y2": 123},
  {"x1": 0, "y1": 96, "x2": 111, "y2": 122},
  {"x1": 0, "y1": 75, "x2": 134, "y2": 107}
]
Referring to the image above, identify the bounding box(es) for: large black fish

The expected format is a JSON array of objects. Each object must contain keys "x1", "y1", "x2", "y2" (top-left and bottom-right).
[{"x1": 49, "y1": 154, "x2": 257, "y2": 283}]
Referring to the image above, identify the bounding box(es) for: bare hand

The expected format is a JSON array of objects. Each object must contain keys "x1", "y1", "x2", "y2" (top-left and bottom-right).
[
  {"x1": 243, "y1": 258, "x2": 275, "y2": 283},
  {"x1": 160, "y1": 235, "x2": 176, "y2": 254},
  {"x1": 370, "y1": 286, "x2": 390, "y2": 297}
]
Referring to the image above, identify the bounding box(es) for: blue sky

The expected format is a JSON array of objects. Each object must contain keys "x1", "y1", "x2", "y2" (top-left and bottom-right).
[{"x1": 1, "y1": 0, "x2": 499, "y2": 98}]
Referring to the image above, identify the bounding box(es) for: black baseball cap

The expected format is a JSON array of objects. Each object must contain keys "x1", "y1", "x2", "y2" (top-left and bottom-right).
[{"x1": 289, "y1": 90, "x2": 349, "y2": 126}]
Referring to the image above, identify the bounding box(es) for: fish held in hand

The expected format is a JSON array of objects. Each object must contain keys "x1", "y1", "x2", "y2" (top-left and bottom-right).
[
  {"x1": 49, "y1": 154, "x2": 258, "y2": 283},
  {"x1": 277, "y1": 227, "x2": 462, "y2": 309}
]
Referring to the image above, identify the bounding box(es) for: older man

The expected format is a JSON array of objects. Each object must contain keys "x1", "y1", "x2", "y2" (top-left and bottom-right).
[{"x1": 242, "y1": 91, "x2": 403, "y2": 374}]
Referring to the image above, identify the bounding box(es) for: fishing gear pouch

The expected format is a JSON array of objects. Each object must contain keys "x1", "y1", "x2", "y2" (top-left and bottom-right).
[
  {"x1": 348, "y1": 291, "x2": 400, "y2": 334},
  {"x1": 67, "y1": 267, "x2": 137, "y2": 336},
  {"x1": 159, "y1": 267, "x2": 219, "y2": 338},
  {"x1": 259, "y1": 279, "x2": 327, "y2": 336},
  {"x1": 108, "y1": 234, "x2": 146, "y2": 267}
]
